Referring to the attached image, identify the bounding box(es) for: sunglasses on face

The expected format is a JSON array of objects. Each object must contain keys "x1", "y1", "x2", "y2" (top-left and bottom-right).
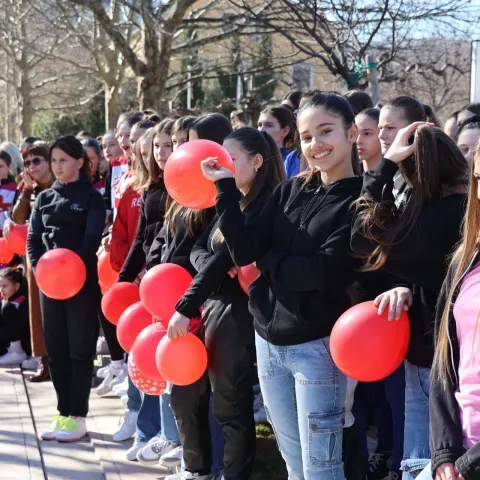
[{"x1": 24, "y1": 157, "x2": 45, "y2": 168}]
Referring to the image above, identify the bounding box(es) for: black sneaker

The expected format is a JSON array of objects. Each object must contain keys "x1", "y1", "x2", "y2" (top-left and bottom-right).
[{"x1": 367, "y1": 453, "x2": 389, "y2": 479}]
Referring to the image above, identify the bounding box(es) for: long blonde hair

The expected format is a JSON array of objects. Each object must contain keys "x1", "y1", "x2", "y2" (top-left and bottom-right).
[{"x1": 433, "y1": 140, "x2": 480, "y2": 386}]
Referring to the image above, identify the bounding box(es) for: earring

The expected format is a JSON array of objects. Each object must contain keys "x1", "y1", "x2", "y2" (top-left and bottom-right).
[{"x1": 254, "y1": 168, "x2": 258, "y2": 172}]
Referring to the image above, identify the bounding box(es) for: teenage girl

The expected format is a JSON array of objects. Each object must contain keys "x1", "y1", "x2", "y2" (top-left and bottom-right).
[
  {"x1": 165, "y1": 127, "x2": 286, "y2": 480},
  {"x1": 344, "y1": 90, "x2": 374, "y2": 116},
  {"x1": 101, "y1": 131, "x2": 123, "y2": 166},
  {"x1": 351, "y1": 119, "x2": 468, "y2": 479},
  {"x1": 0, "y1": 268, "x2": 30, "y2": 366},
  {"x1": 456, "y1": 115, "x2": 480, "y2": 165},
  {"x1": 172, "y1": 116, "x2": 196, "y2": 151},
  {"x1": 356, "y1": 108, "x2": 382, "y2": 172},
  {"x1": 0, "y1": 150, "x2": 17, "y2": 238},
  {"x1": 423, "y1": 141, "x2": 480, "y2": 480},
  {"x1": 201, "y1": 93, "x2": 362, "y2": 480},
  {"x1": 81, "y1": 137, "x2": 106, "y2": 194},
  {"x1": 27, "y1": 136, "x2": 106, "y2": 442}
]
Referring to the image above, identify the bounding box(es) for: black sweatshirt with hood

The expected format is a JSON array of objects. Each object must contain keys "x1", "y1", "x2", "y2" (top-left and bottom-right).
[
  {"x1": 214, "y1": 173, "x2": 363, "y2": 346},
  {"x1": 27, "y1": 178, "x2": 106, "y2": 279},
  {"x1": 351, "y1": 158, "x2": 466, "y2": 367}
]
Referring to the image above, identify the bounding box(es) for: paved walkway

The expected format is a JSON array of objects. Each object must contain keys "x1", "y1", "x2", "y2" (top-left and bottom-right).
[{"x1": 0, "y1": 364, "x2": 173, "y2": 479}]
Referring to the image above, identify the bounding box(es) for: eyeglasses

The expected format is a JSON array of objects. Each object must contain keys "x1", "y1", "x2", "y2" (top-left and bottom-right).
[{"x1": 24, "y1": 157, "x2": 45, "y2": 168}]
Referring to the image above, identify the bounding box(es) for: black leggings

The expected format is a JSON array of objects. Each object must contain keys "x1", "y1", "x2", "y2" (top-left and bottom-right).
[{"x1": 98, "y1": 310, "x2": 125, "y2": 361}]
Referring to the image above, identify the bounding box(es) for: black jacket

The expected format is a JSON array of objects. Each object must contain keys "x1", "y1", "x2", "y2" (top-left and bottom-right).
[
  {"x1": 27, "y1": 178, "x2": 106, "y2": 275},
  {"x1": 351, "y1": 158, "x2": 466, "y2": 367},
  {"x1": 175, "y1": 189, "x2": 271, "y2": 320},
  {"x1": 146, "y1": 207, "x2": 216, "y2": 275},
  {"x1": 430, "y1": 251, "x2": 480, "y2": 480},
  {"x1": 215, "y1": 174, "x2": 363, "y2": 346},
  {"x1": 117, "y1": 178, "x2": 168, "y2": 282}
]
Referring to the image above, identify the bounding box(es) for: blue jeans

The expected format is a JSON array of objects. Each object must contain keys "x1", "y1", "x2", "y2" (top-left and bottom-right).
[
  {"x1": 136, "y1": 392, "x2": 161, "y2": 442},
  {"x1": 256, "y1": 333, "x2": 347, "y2": 480},
  {"x1": 401, "y1": 361, "x2": 431, "y2": 480},
  {"x1": 127, "y1": 376, "x2": 142, "y2": 412},
  {"x1": 159, "y1": 393, "x2": 180, "y2": 444},
  {"x1": 416, "y1": 463, "x2": 433, "y2": 480}
]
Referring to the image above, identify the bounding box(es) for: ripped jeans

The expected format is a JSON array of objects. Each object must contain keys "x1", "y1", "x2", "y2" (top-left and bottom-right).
[{"x1": 255, "y1": 332, "x2": 346, "y2": 480}]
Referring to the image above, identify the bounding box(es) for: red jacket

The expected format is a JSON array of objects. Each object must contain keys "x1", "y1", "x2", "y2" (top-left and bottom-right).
[{"x1": 110, "y1": 183, "x2": 142, "y2": 272}]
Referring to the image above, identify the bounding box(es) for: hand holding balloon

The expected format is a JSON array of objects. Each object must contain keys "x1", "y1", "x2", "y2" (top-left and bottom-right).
[
  {"x1": 201, "y1": 157, "x2": 234, "y2": 182},
  {"x1": 167, "y1": 311, "x2": 190, "y2": 339},
  {"x1": 374, "y1": 287, "x2": 413, "y2": 321}
]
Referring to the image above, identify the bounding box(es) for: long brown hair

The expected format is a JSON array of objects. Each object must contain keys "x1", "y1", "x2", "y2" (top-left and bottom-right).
[
  {"x1": 433, "y1": 140, "x2": 480, "y2": 386},
  {"x1": 358, "y1": 127, "x2": 468, "y2": 270},
  {"x1": 145, "y1": 119, "x2": 174, "y2": 189},
  {"x1": 132, "y1": 129, "x2": 154, "y2": 191}
]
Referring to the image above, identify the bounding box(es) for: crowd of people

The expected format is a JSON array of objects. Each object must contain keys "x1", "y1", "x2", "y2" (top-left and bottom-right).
[{"x1": 0, "y1": 89, "x2": 479, "y2": 480}]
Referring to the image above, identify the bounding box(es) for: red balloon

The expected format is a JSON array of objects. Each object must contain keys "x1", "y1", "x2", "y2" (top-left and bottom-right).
[
  {"x1": 117, "y1": 301, "x2": 153, "y2": 352},
  {"x1": 101, "y1": 282, "x2": 140, "y2": 325},
  {"x1": 98, "y1": 250, "x2": 118, "y2": 290},
  {"x1": 238, "y1": 264, "x2": 260, "y2": 295},
  {"x1": 0, "y1": 238, "x2": 14, "y2": 264},
  {"x1": 140, "y1": 263, "x2": 192, "y2": 321},
  {"x1": 7, "y1": 224, "x2": 28, "y2": 256},
  {"x1": 36, "y1": 248, "x2": 86, "y2": 300},
  {"x1": 164, "y1": 140, "x2": 235, "y2": 209},
  {"x1": 128, "y1": 351, "x2": 167, "y2": 396},
  {"x1": 156, "y1": 333, "x2": 208, "y2": 386},
  {"x1": 131, "y1": 323, "x2": 167, "y2": 382},
  {"x1": 330, "y1": 301, "x2": 410, "y2": 382}
]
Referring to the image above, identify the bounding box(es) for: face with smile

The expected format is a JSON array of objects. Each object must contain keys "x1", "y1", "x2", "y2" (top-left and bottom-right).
[
  {"x1": 378, "y1": 107, "x2": 411, "y2": 155},
  {"x1": 117, "y1": 123, "x2": 132, "y2": 157},
  {"x1": 50, "y1": 148, "x2": 83, "y2": 183},
  {"x1": 298, "y1": 106, "x2": 357, "y2": 183},
  {"x1": 153, "y1": 133, "x2": 172, "y2": 170},
  {"x1": 102, "y1": 132, "x2": 122, "y2": 163}
]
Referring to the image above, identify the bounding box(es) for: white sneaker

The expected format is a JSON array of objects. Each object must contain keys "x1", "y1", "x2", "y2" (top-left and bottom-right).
[
  {"x1": 22, "y1": 356, "x2": 40, "y2": 370},
  {"x1": 126, "y1": 438, "x2": 147, "y2": 461},
  {"x1": 112, "y1": 377, "x2": 129, "y2": 397},
  {"x1": 41, "y1": 416, "x2": 67, "y2": 441},
  {"x1": 112, "y1": 410, "x2": 138, "y2": 442},
  {"x1": 165, "y1": 472, "x2": 212, "y2": 479},
  {"x1": 96, "y1": 369, "x2": 115, "y2": 396},
  {"x1": 109, "y1": 367, "x2": 127, "y2": 389},
  {"x1": 137, "y1": 438, "x2": 177, "y2": 465},
  {"x1": 96, "y1": 336, "x2": 109, "y2": 355},
  {"x1": 0, "y1": 347, "x2": 27, "y2": 366},
  {"x1": 254, "y1": 405, "x2": 267, "y2": 424},
  {"x1": 96, "y1": 364, "x2": 111, "y2": 379},
  {"x1": 160, "y1": 445, "x2": 183, "y2": 468},
  {"x1": 56, "y1": 416, "x2": 88, "y2": 443}
]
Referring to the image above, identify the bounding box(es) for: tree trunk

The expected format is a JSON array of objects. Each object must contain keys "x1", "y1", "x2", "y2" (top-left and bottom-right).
[
  {"x1": 105, "y1": 83, "x2": 122, "y2": 130},
  {"x1": 19, "y1": 71, "x2": 33, "y2": 139}
]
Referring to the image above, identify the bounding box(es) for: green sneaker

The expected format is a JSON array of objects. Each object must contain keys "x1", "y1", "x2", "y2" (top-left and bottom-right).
[
  {"x1": 41, "y1": 415, "x2": 67, "y2": 441},
  {"x1": 56, "y1": 416, "x2": 88, "y2": 443}
]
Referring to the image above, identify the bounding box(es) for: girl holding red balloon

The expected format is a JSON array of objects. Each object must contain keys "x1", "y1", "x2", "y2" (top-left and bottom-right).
[
  {"x1": 201, "y1": 93, "x2": 363, "y2": 480},
  {"x1": 165, "y1": 127, "x2": 285, "y2": 480},
  {"x1": 27, "y1": 136, "x2": 106, "y2": 443},
  {"x1": 351, "y1": 101, "x2": 468, "y2": 479}
]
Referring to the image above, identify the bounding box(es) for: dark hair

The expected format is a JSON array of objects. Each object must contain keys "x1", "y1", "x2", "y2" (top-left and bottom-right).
[
  {"x1": 0, "y1": 150, "x2": 12, "y2": 167},
  {"x1": 297, "y1": 92, "x2": 360, "y2": 177},
  {"x1": 357, "y1": 107, "x2": 380, "y2": 123},
  {"x1": 226, "y1": 127, "x2": 286, "y2": 207},
  {"x1": 118, "y1": 111, "x2": 145, "y2": 129},
  {"x1": 189, "y1": 113, "x2": 232, "y2": 145},
  {"x1": 76, "y1": 130, "x2": 92, "y2": 138},
  {"x1": 282, "y1": 90, "x2": 303, "y2": 111},
  {"x1": 298, "y1": 89, "x2": 323, "y2": 109},
  {"x1": 135, "y1": 117, "x2": 160, "y2": 130},
  {"x1": 259, "y1": 106, "x2": 296, "y2": 149},
  {"x1": 80, "y1": 137, "x2": 102, "y2": 155},
  {"x1": 22, "y1": 143, "x2": 49, "y2": 161},
  {"x1": 172, "y1": 116, "x2": 197, "y2": 136},
  {"x1": 457, "y1": 115, "x2": 480, "y2": 138},
  {"x1": 344, "y1": 90, "x2": 374, "y2": 116},
  {"x1": 461, "y1": 103, "x2": 480, "y2": 116},
  {"x1": 0, "y1": 267, "x2": 27, "y2": 298},
  {"x1": 49, "y1": 135, "x2": 91, "y2": 179},
  {"x1": 358, "y1": 127, "x2": 468, "y2": 270},
  {"x1": 146, "y1": 119, "x2": 174, "y2": 188},
  {"x1": 23, "y1": 136, "x2": 41, "y2": 145},
  {"x1": 384, "y1": 96, "x2": 426, "y2": 123},
  {"x1": 422, "y1": 104, "x2": 440, "y2": 127}
]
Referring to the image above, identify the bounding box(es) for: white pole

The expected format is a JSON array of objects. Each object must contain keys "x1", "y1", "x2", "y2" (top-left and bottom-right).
[{"x1": 470, "y1": 40, "x2": 480, "y2": 103}]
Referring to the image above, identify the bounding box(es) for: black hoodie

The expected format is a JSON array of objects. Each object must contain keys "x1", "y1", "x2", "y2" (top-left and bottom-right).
[
  {"x1": 27, "y1": 178, "x2": 106, "y2": 274},
  {"x1": 351, "y1": 158, "x2": 466, "y2": 367},
  {"x1": 214, "y1": 174, "x2": 363, "y2": 346}
]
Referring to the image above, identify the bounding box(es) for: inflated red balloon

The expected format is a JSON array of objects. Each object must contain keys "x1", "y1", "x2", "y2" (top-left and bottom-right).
[
  {"x1": 131, "y1": 323, "x2": 168, "y2": 382},
  {"x1": 98, "y1": 250, "x2": 118, "y2": 290},
  {"x1": 238, "y1": 264, "x2": 260, "y2": 295},
  {"x1": 117, "y1": 301, "x2": 153, "y2": 352},
  {"x1": 330, "y1": 301, "x2": 410, "y2": 382},
  {"x1": 156, "y1": 333, "x2": 208, "y2": 386},
  {"x1": 140, "y1": 263, "x2": 192, "y2": 321},
  {"x1": 7, "y1": 223, "x2": 28, "y2": 256},
  {"x1": 128, "y1": 351, "x2": 167, "y2": 396},
  {"x1": 0, "y1": 237, "x2": 14, "y2": 264},
  {"x1": 164, "y1": 139, "x2": 235, "y2": 209},
  {"x1": 101, "y1": 282, "x2": 140, "y2": 325},
  {"x1": 36, "y1": 248, "x2": 86, "y2": 300}
]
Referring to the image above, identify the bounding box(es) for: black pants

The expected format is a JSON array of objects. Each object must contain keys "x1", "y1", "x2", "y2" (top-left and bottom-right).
[
  {"x1": 0, "y1": 311, "x2": 31, "y2": 356},
  {"x1": 170, "y1": 296, "x2": 256, "y2": 480},
  {"x1": 40, "y1": 279, "x2": 100, "y2": 417},
  {"x1": 98, "y1": 310, "x2": 124, "y2": 361}
]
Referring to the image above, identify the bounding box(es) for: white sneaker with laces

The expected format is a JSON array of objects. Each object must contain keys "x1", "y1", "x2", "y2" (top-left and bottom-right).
[
  {"x1": 112, "y1": 377, "x2": 129, "y2": 396},
  {"x1": 56, "y1": 416, "x2": 88, "y2": 443},
  {"x1": 109, "y1": 366, "x2": 127, "y2": 389},
  {"x1": 96, "y1": 369, "x2": 115, "y2": 396},
  {"x1": 41, "y1": 416, "x2": 67, "y2": 441},
  {"x1": 112, "y1": 410, "x2": 138, "y2": 442},
  {"x1": 126, "y1": 438, "x2": 147, "y2": 461},
  {"x1": 160, "y1": 445, "x2": 183, "y2": 468},
  {"x1": 0, "y1": 346, "x2": 27, "y2": 366},
  {"x1": 96, "y1": 364, "x2": 111, "y2": 379},
  {"x1": 165, "y1": 472, "x2": 212, "y2": 480},
  {"x1": 137, "y1": 438, "x2": 176, "y2": 465},
  {"x1": 22, "y1": 356, "x2": 40, "y2": 370}
]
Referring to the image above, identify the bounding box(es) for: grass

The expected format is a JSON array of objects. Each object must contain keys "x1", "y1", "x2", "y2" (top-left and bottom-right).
[{"x1": 251, "y1": 424, "x2": 287, "y2": 480}]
